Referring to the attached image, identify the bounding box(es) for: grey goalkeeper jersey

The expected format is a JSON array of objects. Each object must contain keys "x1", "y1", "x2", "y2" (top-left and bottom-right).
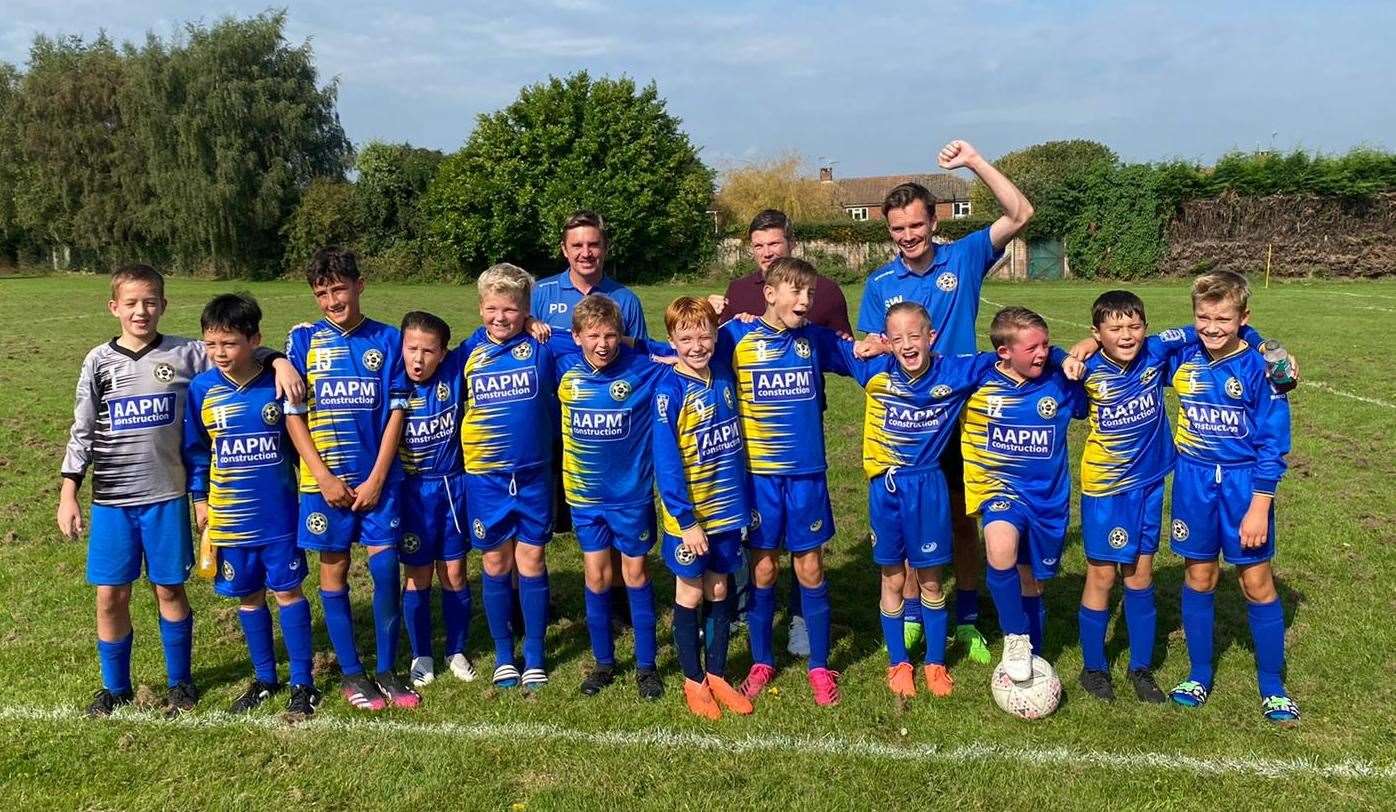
[{"x1": 62, "y1": 335, "x2": 210, "y2": 507}]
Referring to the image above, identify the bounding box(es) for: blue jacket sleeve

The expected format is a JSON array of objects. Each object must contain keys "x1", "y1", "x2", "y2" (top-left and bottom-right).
[
  {"x1": 811, "y1": 326, "x2": 855, "y2": 378},
  {"x1": 966, "y1": 226, "x2": 1005, "y2": 278},
  {"x1": 182, "y1": 382, "x2": 211, "y2": 499},
  {"x1": 856, "y1": 276, "x2": 883, "y2": 334},
  {"x1": 651, "y1": 378, "x2": 696, "y2": 529},
  {"x1": 1251, "y1": 365, "x2": 1291, "y2": 495},
  {"x1": 385, "y1": 329, "x2": 411, "y2": 411},
  {"x1": 282, "y1": 327, "x2": 311, "y2": 415},
  {"x1": 622, "y1": 293, "x2": 650, "y2": 341}
]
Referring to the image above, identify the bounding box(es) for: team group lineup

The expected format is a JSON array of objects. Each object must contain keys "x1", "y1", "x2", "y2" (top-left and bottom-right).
[{"x1": 56, "y1": 139, "x2": 1302, "y2": 725}]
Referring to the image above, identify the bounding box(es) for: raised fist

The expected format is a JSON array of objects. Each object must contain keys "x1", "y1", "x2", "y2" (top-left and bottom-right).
[{"x1": 938, "y1": 140, "x2": 981, "y2": 170}]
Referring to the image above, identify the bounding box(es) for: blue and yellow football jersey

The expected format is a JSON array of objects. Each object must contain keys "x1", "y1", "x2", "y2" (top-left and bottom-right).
[
  {"x1": 652, "y1": 363, "x2": 750, "y2": 536},
  {"x1": 717, "y1": 318, "x2": 852, "y2": 475},
  {"x1": 183, "y1": 366, "x2": 298, "y2": 547},
  {"x1": 961, "y1": 362, "x2": 1086, "y2": 517},
  {"x1": 556, "y1": 344, "x2": 667, "y2": 507},
  {"x1": 285, "y1": 317, "x2": 410, "y2": 492},
  {"x1": 458, "y1": 328, "x2": 561, "y2": 474},
  {"x1": 400, "y1": 348, "x2": 467, "y2": 477},
  {"x1": 1169, "y1": 340, "x2": 1290, "y2": 494},
  {"x1": 848, "y1": 350, "x2": 998, "y2": 479}
]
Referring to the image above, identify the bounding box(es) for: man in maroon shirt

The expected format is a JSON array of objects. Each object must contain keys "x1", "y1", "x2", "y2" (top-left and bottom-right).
[
  {"x1": 706, "y1": 209, "x2": 853, "y2": 659},
  {"x1": 710, "y1": 210, "x2": 853, "y2": 335}
]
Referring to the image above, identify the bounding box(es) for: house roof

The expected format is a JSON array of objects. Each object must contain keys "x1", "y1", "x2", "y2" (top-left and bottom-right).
[{"x1": 828, "y1": 173, "x2": 970, "y2": 207}]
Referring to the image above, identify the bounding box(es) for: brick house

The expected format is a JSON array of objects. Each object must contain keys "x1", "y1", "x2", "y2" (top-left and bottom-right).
[{"x1": 819, "y1": 167, "x2": 972, "y2": 222}]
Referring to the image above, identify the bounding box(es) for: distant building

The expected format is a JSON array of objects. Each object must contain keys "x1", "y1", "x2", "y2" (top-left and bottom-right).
[{"x1": 819, "y1": 167, "x2": 972, "y2": 222}]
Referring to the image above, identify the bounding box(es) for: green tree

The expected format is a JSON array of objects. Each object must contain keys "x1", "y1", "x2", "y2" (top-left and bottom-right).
[
  {"x1": 423, "y1": 71, "x2": 715, "y2": 280},
  {"x1": 0, "y1": 62, "x2": 26, "y2": 262},
  {"x1": 355, "y1": 142, "x2": 444, "y2": 255},
  {"x1": 12, "y1": 34, "x2": 142, "y2": 268},
  {"x1": 1064, "y1": 162, "x2": 1166, "y2": 279},
  {"x1": 122, "y1": 11, "x2": 350, "y2": 275},
  {"x1": 282, "y1": 179, "x2": 358, "y2": 271},
  {"x1": 970, "y1": 140, "x2": 1117, "y2": 239},
  {"x1": 713, "y1": 154, "x2": 842, "y2": 231}
]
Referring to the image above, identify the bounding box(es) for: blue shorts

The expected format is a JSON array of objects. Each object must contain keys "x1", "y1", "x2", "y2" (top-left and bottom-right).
[
  {"x1": 1081, "y1": 479, "x2": 1165, "y2": 565},
  {"x1": 572, "y1": 501, "x2": 657, "y2": 558},
  {"x1": 215, "y1": 540, "x2": 308, "y2": 598},
  {"x1": 298, "y1": 481, "x2": 403, "y2": 553},
  {"x1": 87, "y1": 497, "x2": 193, "y2": 586},
  {"x1": 868, "y1": 467, "x2": 953, "y2": 569},
  {"x1": 978, "y1": 496, "x2": 1067, "y2": 581},
  {"x1": 1170, "y1": 457, "x2": 1275, "y2": 565},
  {"x1": 400, "y1": 473, "x2": 468, "y2": 567},
  {"x1": 464, "y1": 466, "x2": 553, "y2": 551},
  {"x1": 663, "y1": 530, "x2": 743, "y2": 580},
  {"x1": 745, "y1": 472, "x2": 834, "y2": 554}
]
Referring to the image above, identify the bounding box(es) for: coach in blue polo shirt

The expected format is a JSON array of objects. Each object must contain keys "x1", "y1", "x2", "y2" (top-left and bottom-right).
[
  {"x1": 858, "y1": 138, "x2": 1034, "y2": 664},
  {"x1": 532, "y1": 210, "x2": 649, "y2": 339}
]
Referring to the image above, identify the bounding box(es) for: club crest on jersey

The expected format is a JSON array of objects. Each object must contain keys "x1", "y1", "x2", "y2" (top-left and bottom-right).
[
  {"x1": 675, "y1": 545, "x2": 697, "y2": 565},
  {"x1": 511, "y1": 342, "x2": 533, "y2": 361},
  {"x1": 1225, "y1": 377, "x2": 1243, "y2": 399},
  {"x1": 794, "y1": 338, "x2": 811, "y2": 359},
  {"x1": 1037, "y1": 396, "x2": 1058, "y2": 419},
  {"x1": 609, "y1": 380, "x2": 632, "y2": 401},
  {"x1": 988, "y1": 499, "x2": 1011, "y2": 512},
  {"x1": 436, "y1": 381, "x2": 450, "y2": 402},
  {"x1": 261, "y1": 401, "x2": 282, "y2": 425},
  {"x1": 1108, "y1": 527, "x2": 1129, "y2": 549},
  {"x1": 723, "y1": 387, "x2": 734, "y2": 409},
  {"x1": 362, "y1": 349, "x2": 384, "y2": 372},
  {"x1": 473, "y1": 519, "x2": 486, "y2": 539},
  {"x1": 656, "y1": 393, "x2": 670, "y2": 422},
  {"x1": 1172, "y1": 519, "x2": 1189, "y2": 541},
  {"x1": 931, "y1": 384, "x2": 952, "y2": 399},
  {"x1": 306, "y1": 512, "x2": 328, "y2": 535},
  {"x1": 809, "y1": 519, "x2": 823, "y2": 533},
  {"x1": 222, "y1": 560, "x2": 235, "y2": 581},
  {"x1": 153, "y1": 362, "x2": 175, "y2": 383},
  {"x1": 401, "y1": 533, "x2": 421, "y2": 554},
  {"x1": 936, "y1": 271, "x2": 957, "y2": 292}
]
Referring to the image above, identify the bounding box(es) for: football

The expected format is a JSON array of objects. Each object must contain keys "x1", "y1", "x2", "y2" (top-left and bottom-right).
[{"x1": 990, "y1": 655, "x2": 1063, "y2": 720}]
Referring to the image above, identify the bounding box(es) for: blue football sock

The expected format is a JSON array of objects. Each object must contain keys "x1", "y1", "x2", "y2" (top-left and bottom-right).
[
  {"x1": 481, "y1": 571, "x2": 516, "y2": 667},
  {"x1": 986, "y1": 565, "x2": 1029, "y2": 636},
  {"x1": 705, "y1": 595, "x2": 733, "y2": 678},
  {"x1": 403, "y1": 587, "x2": 432, "y2": 660},
  {"x1": 1181, "y1": 585, "x2": 1216, "y2": 686},
  {"x1": 787, "y1": 576, "x2": 804, "y2": 620},
  {"x1": 320, "y1": 588, "x2": 363, "y2": 677},
  {"x1": 278, "y1": 598, "x2": 314, "y2": 687},
  {"x1": 367, "y1": 549, "x2": 402, "y2": 674},
  {"x1": 748, "y1": 585, "x2": 776, "y2": 666},
  {"x1": 1247, "y1": 599, "x2": 1287, "y2": 697},
  {"x1": 628, "y1": 583, "x2": 658, "y2": 671},
  {"x1": 158, "y1": 612, "x2": 193, "y2": 687},
  {"x1": 518, "y1": 571, "x2": 549, "y2": 671},
  {"x1": 1123, "y1": 585, "x2": 1157, "y2": 672},
  {"x1": 955, "y1": 588, "x2": 980, "y2": 626},
  {"x1": 801, "y1": 582, "x2": 832, "y2": 670},
  {"x1": 441, "y1": 587, "x2": 471, "y2": 658},
  {"x1": 1023, "y1": 595, "x2": 1046, "y2": 654},
  {"x1": 97, "y1": 631, "x2": 133, "y2": 694},
  {"x1": 672, "y1": 603, "x2": 703, "y2": 682},
  {"x1": 904, "y1": 598, "x2": 923, "y2": 627},
  {"x1": 238, "y1": 605, "x2": 277, "y2": 684},
  {"x1": 583, "y1": 586, "x2": 615, "y2": 667},
  {"x1": 922, "y1": 596, "x2": 949, "y2": 666},
  {"x1": 1078, "y1": 605, "x2": 1110, "y2": 673},
  {"x1": 881, "y1": 602, "x2": 908, "y2": 666}
]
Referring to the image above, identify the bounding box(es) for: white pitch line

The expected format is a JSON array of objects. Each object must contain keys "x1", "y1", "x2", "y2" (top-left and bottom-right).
[
  {"x1": 1, "y1": 704, "x2": 1392, "y2": 783},
  {"x1": 1316, "y1": 290, "x2": 1396, "y2": 303},
  {"x1": 979, "y1": 298, "x2": 1395, "y2": 411}
]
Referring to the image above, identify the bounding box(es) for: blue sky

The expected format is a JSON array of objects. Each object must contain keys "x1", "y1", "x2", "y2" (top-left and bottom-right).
[{"x1": 5, "y1": 1, "x2": 1392, "y2": 177}]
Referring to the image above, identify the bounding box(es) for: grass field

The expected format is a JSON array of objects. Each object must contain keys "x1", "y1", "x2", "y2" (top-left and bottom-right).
[{"x1": 1, "y1": 274, "x2": 1394, "y2": 809}]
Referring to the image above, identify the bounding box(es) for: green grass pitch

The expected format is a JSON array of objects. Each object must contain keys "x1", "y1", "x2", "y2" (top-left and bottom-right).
[{"x1": 1, "y1": 274, "x2": 1393, "y2": 808}]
